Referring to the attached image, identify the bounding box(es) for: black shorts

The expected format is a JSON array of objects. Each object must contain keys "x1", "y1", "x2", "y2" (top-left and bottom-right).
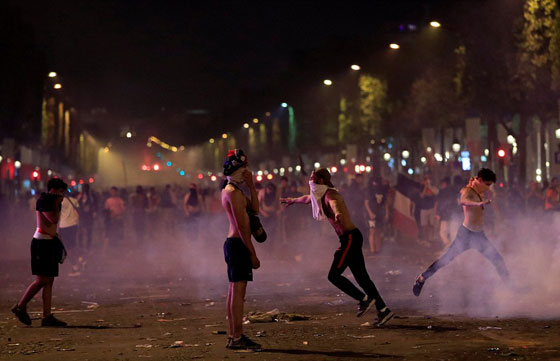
[
  {"x1": 224, "y1": 238, "x2": 253, "y2": 282},
  {"x1": 31, "y1": 238, "x2": 60, "y2": 277}
]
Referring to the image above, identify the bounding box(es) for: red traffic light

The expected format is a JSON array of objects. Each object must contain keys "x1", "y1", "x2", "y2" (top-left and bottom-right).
[
  {"x1": 32, "y1": 170, "x2": 40, "y2": 179},
  {"x1": 497, "y1": 149, "x2": 506, "y2": 158},
  {"x1": 153, "y1": 164, "x2": 160, "y2": 171}
]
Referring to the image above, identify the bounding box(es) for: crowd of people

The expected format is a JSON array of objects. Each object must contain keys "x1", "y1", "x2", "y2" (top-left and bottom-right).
[{"x1": 1, "y1": 172, "x2": 559, "y2": 265}]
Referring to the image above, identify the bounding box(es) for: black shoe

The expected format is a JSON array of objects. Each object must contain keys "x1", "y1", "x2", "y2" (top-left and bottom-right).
[
  {"x1": 41, "y1": 314, "x2": 67, "y2": 327},
  {"x1": 413, "y1": 274, "x2": 425, "y2": 297},
  {"x1": 226, "y1": 335, "x2": 262, "y2": 350},
  {"x1": 11, "y1": 305, "x2": 31, "y2": 326},
  {"x1": 226, "y1": 336, "x2": 233, "y2": 348},
  {"x1": 356, "y1": 296, "x2": 376, "y2": 318},
  {"x1": 376, "y1": 307, "x2": 395, "y2": 327}
]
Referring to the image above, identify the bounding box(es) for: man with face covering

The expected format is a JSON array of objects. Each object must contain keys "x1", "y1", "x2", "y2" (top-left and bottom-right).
[
  {"x1": 281, "y1": 168, "x2": 394, "y2": 326},
  {"x1": 221, "y1": 149, "x2": 262, "y2": 350},
  {"x1": 412, "y1": 168, "x2": 510, "y2": 296}
]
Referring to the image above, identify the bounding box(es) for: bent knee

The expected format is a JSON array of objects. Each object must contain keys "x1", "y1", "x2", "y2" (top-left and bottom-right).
[{"x1": 327, "y1": 271, "x2": 341, "y2": 283}]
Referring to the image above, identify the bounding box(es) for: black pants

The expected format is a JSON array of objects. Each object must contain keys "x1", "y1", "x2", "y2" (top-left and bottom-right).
[
  {"x1": 422, "y1": 225, "x2": 509, "y2": 281},
  {"x1": 328, "y1": 228, "x2": 387, "y2": 310}
]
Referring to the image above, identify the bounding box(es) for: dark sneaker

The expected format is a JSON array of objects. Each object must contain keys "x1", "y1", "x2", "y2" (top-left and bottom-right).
[
  {"x1": 413, "y1": 274, "x2": 425, "y2": 297},
  {"x1": 225, "y1": 336, "x2": 233, "y2": 348},
  {"x1": 376, "y1": 307, "x2": 395, "y2": 327},
  {"x1": 41, "y1": 314, "x2": 67, "y2": 327},
  {"x1": 356, "y1": 296, "x2": 376, "y2": 317},
  {"x1": 11, "y1": 305, "x2": 31, "y2": 326},
  {"x1": 226, "y1": 335, "x2": 262, "y2": 351}
]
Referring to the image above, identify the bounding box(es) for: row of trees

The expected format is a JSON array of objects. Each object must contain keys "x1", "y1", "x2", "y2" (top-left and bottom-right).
[{"x1": 286, "y1": 0, "x2": 560, "y2": 183}]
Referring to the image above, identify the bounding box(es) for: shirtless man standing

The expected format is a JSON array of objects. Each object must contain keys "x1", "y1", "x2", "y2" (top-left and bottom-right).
[
  {"x1": 221, "y1": 149, "x2": 262, "y2": 350},
  {"x1": 413, "y1": 168, "x2": 510, "y2": 296},
  {"x1": 281, "y1": 168, "x2": 394, "y2": 326},
  {"x1": 12, "y1": 178, "x2": 68, "y2": 327}
]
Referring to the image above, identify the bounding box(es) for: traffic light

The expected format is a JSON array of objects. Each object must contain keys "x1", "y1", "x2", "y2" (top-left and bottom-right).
[
  {"x1": 497, "y1": 149, "x2": 506, "y2": 158},
  {"x1": 32, "y1": 170, "x2": 39, "y2": 179}
]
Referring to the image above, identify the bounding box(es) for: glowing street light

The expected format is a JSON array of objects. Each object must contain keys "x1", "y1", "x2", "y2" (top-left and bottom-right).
[
  {"x1": 430, "y1": 21, "x2": 441, "y2": 28},
  {"x1": 209, "y1": 138, "x2": 215, "y2": 144},
  {"x1": 350, "y1": 64, "x2": 360, "y2": 71},
  {"x1": 452, "y1": 139, "x2": 461, "y2": 152},
  {"x1": 243, "y1": 123, "x2": 250, "y2": 129},
  {"x1": 14, "y1": 160, "x2": 22, "y2": 169},
  {"x1": 389, "y1": 43, "x2": 400, "y2": 49},
  {"x1": 281, "y1": 102, "x2": 288, "y2": 108},
  {"x1": 48, "y1": 72, "x2": 57, "y2": 78},
  {"x1": 54, "y1": 83, "x2": 62, "y2": 89},
  {"x1": 323, "y1": 79, "x2": 333, "y2": 86},
  {"x1": 401, "y1": 150, "x2": 410, "y2": 159},
  {"x1": 383, "y1": 153, "x2": 391, "y2": 161},
  {"x1": 126, "y1": 131, "x2": 132, "y2": 138},
  {"x1": 252, "y1": 118, "x2": 259, "y2": 124},
  {"x1": 222, "y1": 133, "x2": 228, "y2": 139}
]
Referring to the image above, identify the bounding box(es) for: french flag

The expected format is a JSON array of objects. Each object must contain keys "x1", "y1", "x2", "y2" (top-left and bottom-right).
[{"x1": 392, "y1": 173, "x2": 422, "y2": 240}]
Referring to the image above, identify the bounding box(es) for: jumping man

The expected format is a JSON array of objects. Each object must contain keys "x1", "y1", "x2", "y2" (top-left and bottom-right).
[
  {"x1": 281, "y1": 168, "x2": 394, "y2": 326},
  {"x1": 413, "y1": 168, "x2": 510, "y2": 296}
]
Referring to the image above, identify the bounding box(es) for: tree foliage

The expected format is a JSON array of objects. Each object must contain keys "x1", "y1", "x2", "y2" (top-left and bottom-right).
[{"x1": 359, "y1": 74, "x2": 387, "y2": 138}]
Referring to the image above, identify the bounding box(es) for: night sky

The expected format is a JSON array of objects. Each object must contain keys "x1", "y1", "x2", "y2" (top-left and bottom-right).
[{"x1": 12, "y1": 0, "x2": 449, "y2": 142}]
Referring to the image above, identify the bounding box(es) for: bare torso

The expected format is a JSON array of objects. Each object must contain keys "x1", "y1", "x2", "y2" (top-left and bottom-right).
[
  {"x1": 222, "y1": 184, "x2": 249, "y2": 238},
  {"x1": 322, "y1": 189, "x2": 356, "y2": 236},
  {"x1": 36, "y1": 194, "x2": 63, "y2": 237},
  {"x1": 462, "y1": 187, "x2": 485, "y2": 232}
]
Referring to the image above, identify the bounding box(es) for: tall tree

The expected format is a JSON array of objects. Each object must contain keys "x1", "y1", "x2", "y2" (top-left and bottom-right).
[
  {"x1": 515, "y1": 0, "x2": 560, "y2": 181},
  {"x1": 359, "y1": 74, "x2": 388, "y2": 139}
]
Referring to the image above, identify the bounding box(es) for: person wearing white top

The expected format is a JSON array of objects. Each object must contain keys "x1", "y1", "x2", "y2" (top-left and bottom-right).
[{"x1": 59, "y1": 195, "x2": 79, "y2": 263}]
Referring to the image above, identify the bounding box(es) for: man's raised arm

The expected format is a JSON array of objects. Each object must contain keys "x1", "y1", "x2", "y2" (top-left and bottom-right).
[
  {"x1": 280, "y1": 194, "x2": 311, "y2": 206},
  {"x1": 460, "y1": 189, "x2": 490, "y2": 207}
]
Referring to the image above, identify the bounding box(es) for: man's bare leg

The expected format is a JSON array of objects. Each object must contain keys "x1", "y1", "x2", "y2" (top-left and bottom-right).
[
  {"x1": 17, "y1": 276, "x2": 47, "y2": 310},
  {"x1": 226, "y1": 283, "x2": 234, "y2": 337},
  {"x1": 231, "y1": 281, "x2": 247, "y2": 338},
  {"x1": 41, "y1": 277, "x2": 54, "y2": 318}
]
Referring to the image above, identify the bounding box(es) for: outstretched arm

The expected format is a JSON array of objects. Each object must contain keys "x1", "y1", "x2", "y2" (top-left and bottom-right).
[{"x1": 280, "y1": 195, "x2": 311, "y2": 207}]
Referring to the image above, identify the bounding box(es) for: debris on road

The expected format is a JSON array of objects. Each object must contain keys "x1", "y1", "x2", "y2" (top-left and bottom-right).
[
  {"x1": 135, "y1": 344, "x2": 153, "y2": 348},
  {"x1": 81, "y1": 301, "x2": 99, "y2": 309},
  {"x1": 348, "y1": 335, "x2": 376, "y2": 339},
  {"x1": 211, "y1": 330, "x2": 227, "y2": 335},
  {"x1": 385, "y1": 270, "x2": 402, "y2": 276},
  {"x1": 166, "y1": 341, "x2": 200, "y2": 348},
  {"x1": 478, "y1": 326, "x2": 502, "y2": 331},
  {"x1": 246, "y1": 309, "x2": 311, "y2": 323},
  {"x1": 157, "y1": 318, "x2": 186, "y2": 322}
]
